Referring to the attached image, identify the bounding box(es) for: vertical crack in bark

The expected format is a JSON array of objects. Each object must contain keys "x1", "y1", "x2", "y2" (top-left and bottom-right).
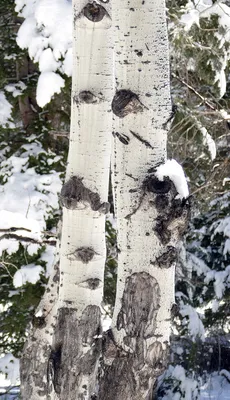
[{"x1": 48, "y1": 343, "x2": 62, "y2": 394}]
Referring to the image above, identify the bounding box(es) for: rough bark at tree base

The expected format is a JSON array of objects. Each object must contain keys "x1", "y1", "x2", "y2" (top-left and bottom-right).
[
  {"x1": 99, "y1": 328, "x2": 168, "y2": 400},
  {"x1": 49, "y1": 306, "x2": 101, "y2": 400}
]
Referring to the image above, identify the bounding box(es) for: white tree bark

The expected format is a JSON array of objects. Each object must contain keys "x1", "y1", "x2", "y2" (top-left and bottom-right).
[
  {"x1": 99, "y1": 1, "x2": 189, "y2": 398},
  {"x1": 20, "y1": 1, "x2": 190, "y2": 399},
  {"x1": 50, "y1": 1, "x2": 113, "y2": 399}
]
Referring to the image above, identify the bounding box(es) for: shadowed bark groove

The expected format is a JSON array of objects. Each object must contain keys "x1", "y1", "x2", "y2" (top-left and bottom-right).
[{"x1": 51, "y1": 306, "x2": 101, "y2": 400}]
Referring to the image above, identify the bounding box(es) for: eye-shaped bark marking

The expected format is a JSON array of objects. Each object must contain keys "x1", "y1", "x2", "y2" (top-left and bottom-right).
[
  {"x1": 86, "y1": 278, "x2": 101, "y2": 290},
  {"x1": 75, "y1": 247, "x2": 96, "y2": 263},
  {"x1": 78, "y1": 91, "x2": 98, "y2": 104},
  {"x1": 60, "y1": 176, "x2": 110, "y2": 213},
  {"x1": 112, "y1": 90, "x2": 144, "y2": 118},
  {"x1": 113, "y1": 131, "x2": 130, "y2": 145},
  {"x1": 83, "y1": 2, "x2": 107, "y2": 22}
]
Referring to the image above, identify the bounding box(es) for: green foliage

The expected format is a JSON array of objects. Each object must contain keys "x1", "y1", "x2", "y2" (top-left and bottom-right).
[
  {"x1": 0, "y1": 245, "x2": 47, "y2": 357},
  {"x1": 187, "y1": 192, "x2": 230, "y2": 330}
]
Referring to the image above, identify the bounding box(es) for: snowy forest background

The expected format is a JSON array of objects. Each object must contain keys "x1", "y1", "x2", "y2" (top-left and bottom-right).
[{"x1": 0, "y1": 0, "x2": 230, "y2": 398}]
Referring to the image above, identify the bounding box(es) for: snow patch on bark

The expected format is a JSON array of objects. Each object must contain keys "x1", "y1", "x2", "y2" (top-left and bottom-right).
[{"x1": 155, "y1": 159, "x2": 189, "y2": 199}]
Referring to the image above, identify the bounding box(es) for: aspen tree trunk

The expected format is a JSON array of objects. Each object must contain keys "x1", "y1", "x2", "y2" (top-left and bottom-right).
[
  {"x1": 20, "y1": 1, "x2": 189, "y2": 399},
  {"x1": 99, "y1": 1, "x2": 189, "y2": 399},
  {"x1": 48, "y1": 1, "x2": 113, "y2": 399}
]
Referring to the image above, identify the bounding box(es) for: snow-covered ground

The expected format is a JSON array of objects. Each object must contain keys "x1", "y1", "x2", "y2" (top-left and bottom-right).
[{"x1": 200, "y1": 372, "x2": 230, "y2": 399}]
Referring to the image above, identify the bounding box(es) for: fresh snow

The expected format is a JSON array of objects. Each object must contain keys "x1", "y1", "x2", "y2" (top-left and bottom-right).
[
  {"x1": 0, "y1": 210, "x2": 41, "y2": 238},
  {"x1": 159, "y1": 367, "x2": 230, "y2": 400},
  {"x1": 15, "y1": 0, "x2": 72, "y2": 106},
  {"x1": 180, "y1": 0, "x2": 230, "y2": 98},
  {"x1": 0, "y1": 138, "x2": 62, "y2": 291},
  {"x1": 200, "y1": 371, "x2": 230, "y2": 400},
  {"x1": 13, "y1": 263, "x2": 44, "y2": 287},
  {"x1": 156, "y1": 159, "x2": 189, "y2": 199},
  {"x1": 0, "y1": 92, "x2": 13, "y2": 128},
  {"x1": 0, "y1": 354, "x2": 19, "y2": 386},
  {"x1": 180, "y1": 302, "x2": 205, "y2": 340},
  {"x1": 0, "y1": 140, "x2": 62, "y2": 231},
  {"x1": 5, "y1": 81, "x2": 27, "y2": 98},
  {"x1": 36, "y1": 71, "x2": 65, "y2": 107},
  {"x1": 199, "y1": 126, "x2": 216, "y2": 161}
]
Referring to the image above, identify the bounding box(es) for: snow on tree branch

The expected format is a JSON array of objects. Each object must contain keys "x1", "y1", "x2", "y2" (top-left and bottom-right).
[{"x1": 15, "y1": 0, "x2": 72, "y2": 106}]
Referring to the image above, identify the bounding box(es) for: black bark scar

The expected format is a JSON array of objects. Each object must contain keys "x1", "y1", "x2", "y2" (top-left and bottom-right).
[
  {"x1": 60, "y1": 176, "x2": 110, "y2": 213},
  {"x1": 112, "y1": 90, "x2": 144, "y2": 118},
  {"x1": 83, "y1": 2, "x2": 107, "y2": 22},
  {"x1": 113, "y1": 131, "x2": 130, "y2": 145},
  {"x1": 129, "y1": 130, "x2": 153, "y2": 149}
]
